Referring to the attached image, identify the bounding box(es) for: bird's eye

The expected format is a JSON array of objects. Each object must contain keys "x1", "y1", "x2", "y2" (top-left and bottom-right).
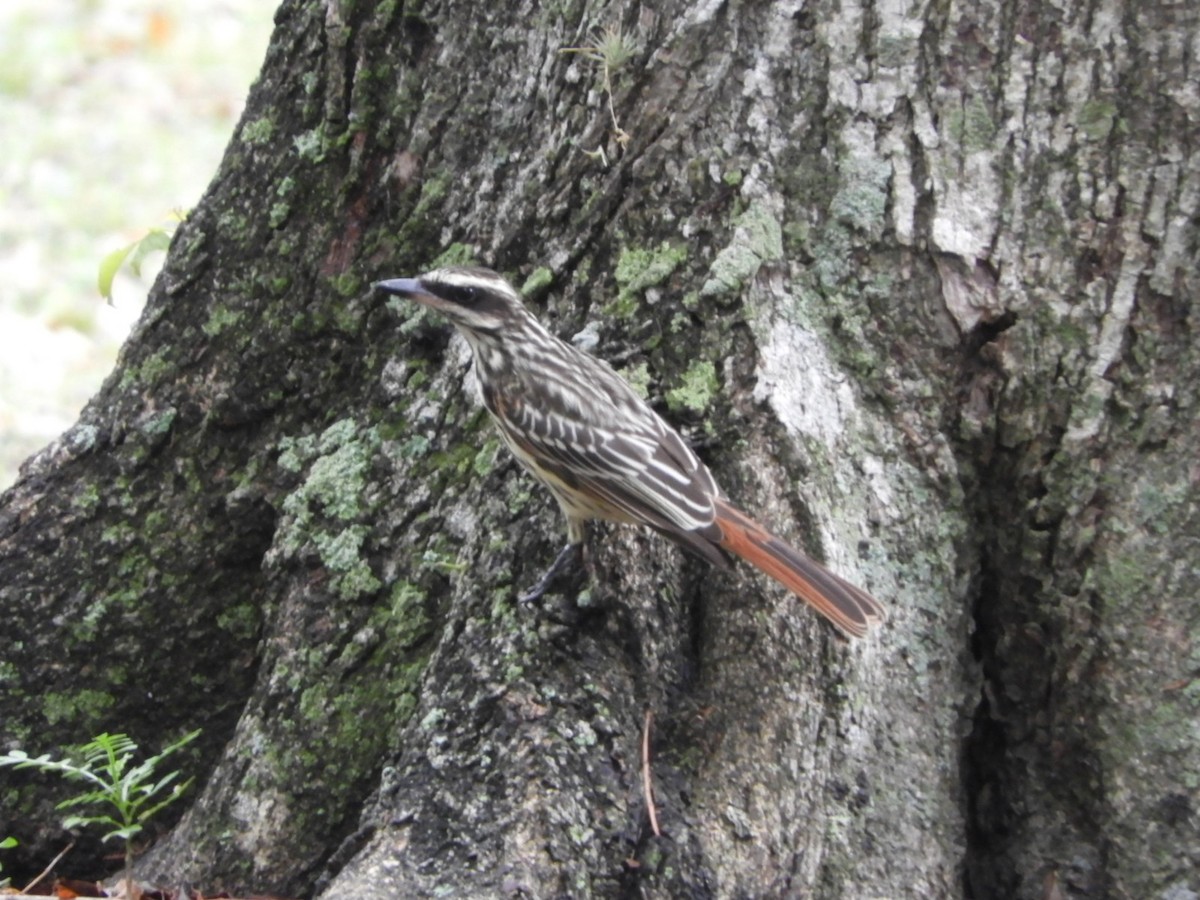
[{"x1": 445, "y1": 284, "x2": 479, "y2": 305}]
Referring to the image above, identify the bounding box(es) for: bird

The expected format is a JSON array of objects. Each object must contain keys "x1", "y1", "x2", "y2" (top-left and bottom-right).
[{"x1": 375, "y1": 266, "x2": 884, "y2": 638}]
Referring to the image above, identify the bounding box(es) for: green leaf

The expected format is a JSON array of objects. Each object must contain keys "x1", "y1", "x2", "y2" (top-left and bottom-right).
[
  {"x1": 97, "y1": 243, "x2": 137, "y2": 303},
  {"x1": 1, "y1": 729, "x2": 200, "y2": 848},
  {"x1": 62, "y1": 813, "x2": 123, "y2": 832},
  {"x1": 128, "y1": 229, "x2": 171, "y2": 276},
  {"x1": 96, "y1": 226, "x2": 174, "y2": 302},
  {"x1": 137, "y1": 779, "x2": 193, "y2": 824}
]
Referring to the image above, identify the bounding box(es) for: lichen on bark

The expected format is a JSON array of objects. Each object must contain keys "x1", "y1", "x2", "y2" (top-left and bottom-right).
[{"x1": 2, "y1": 0, "x2": 1197, "y2": 898}]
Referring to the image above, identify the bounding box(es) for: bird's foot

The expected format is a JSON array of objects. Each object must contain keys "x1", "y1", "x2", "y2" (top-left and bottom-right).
[{"x1": 518, "y1": 542, "x2": 584, "y2": 603}]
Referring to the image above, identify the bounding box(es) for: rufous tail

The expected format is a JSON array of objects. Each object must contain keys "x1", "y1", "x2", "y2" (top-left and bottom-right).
[{"x1": 713, "y1": 499, "x2": 884, "y2": 638}]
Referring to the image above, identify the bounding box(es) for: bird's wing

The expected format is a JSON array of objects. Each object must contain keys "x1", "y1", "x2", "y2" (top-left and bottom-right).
[{"x1": 484, "y1": 359, "x2": 720, "y2": 535}]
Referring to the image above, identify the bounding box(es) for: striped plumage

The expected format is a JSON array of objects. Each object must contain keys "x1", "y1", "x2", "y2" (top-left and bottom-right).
[{"x1": 376, "y1": 266, "x2": 884, "y2": 638}]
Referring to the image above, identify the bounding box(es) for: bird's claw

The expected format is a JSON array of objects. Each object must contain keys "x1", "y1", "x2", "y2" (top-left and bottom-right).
[{"x1": 518, "y1": 542, "x2": 583, "y2": 603}]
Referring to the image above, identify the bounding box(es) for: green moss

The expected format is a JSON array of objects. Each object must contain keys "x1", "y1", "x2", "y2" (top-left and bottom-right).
[
  {"x1": 398, "y1": 434, "x2": 431, "y2": 458},
  {"x1": 611, "y1": 241, "x2": 687, "y2": 315},
  {"x1": 812, "y1": 222, "x2": 854, "y2": 289},
  {"x1": 273, "y1": 233, "x2": 297, "y2": 257},
  {"x1": 139, "y1": 409, "x2": 177, "y2": 440},
  {"x1": 383, "y1": 580, "x2": 432, "y2": 650},
  {"x1": 394, "y1": 302, "x2": 437, "y2": 335},
  {"x1": 472, "y1": 438, "x2": 499, "y2": 477},
  {"x1": 216, "y1": 208, "x2": 249, "y2": 238},
  {"x1": 265, "y1": 587, "x2": 430, "y2": 819},
  {"x1": 317, "y1": 417, "x2": 357, "y2": 453},
  {"x1": 293, "y1": 127, "x2": 328, "y2": 163},
  {"x1": 700, "y1": 203, "x2": 783, "y2": 298},
  {"x1": 420, "y1": 544, "x2": 464, "y2": 574},
  {"x1": 830, "y1": 154, "x2": 891, "y2": 236},
  {"x1": 666, "y1": 359, "x2": 718, "y2": 414},
  {"x1": 429, "y1": 444, "x2": 473, "y2": 478},
  {"x1": 44, "y1": 689, "x2": 115, "y2": 726},
  {"x1": 216, "y1": 603, "x2": 260, "y2": 641},
  {"x1": 416, "y1": 172, "x2": 452, "y2": 214},
  {"x1": 619, "y1": 361, "x2": 652, "y2": 399},
  {"x1": 783, "y1": 220, "x2": 810, "y2": 255},
  {"x1": 241, "y1": 116, "x2": 275, "y2": 145},
  {"x1": 120, "y1": 348, "x2": 172, "y2": 390},
  {"x1": 394, "y1": 691, "x2": 418, "y2": 722},
  {"x1": 282, "y1": 434, "x2": 372, "y2": 522},
  {"x1": 100, "y1": 523, "x2": 135, "y2": 545},
  {"x1": 520, "y1": 266, "x2": 554, "y2": 296},
  {"x1": 390, "y1": 195, "x2": 462, "y2": 266},
  {"x1": 946, "y1": 94, "x2": 996, "y2": 151},
  {"x1": 75, "y1": 483, "x2": 102, "y2": 514},
  {"x1": 329, "y1": 271, "x2": 362, "y2": 297},
  {"x1": 277, "y1": 420, "x2": 384, "y2": 600},
  {"x1": 570, "y1": 719, "x2": 597, "y2": 747},
  {"x1": 202, "y1": 305, "x2": 245, "y2": 338},
  {"x1": 277, "y1": 433, "x2": 317, "y2": 473},
  {"x1": 269, "y1": 201, "x2": 290, "y2": 229}
]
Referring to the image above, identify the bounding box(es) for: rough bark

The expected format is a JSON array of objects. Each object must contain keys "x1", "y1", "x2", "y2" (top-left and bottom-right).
[{"x1": 1, "y1": 0, "x2": 1196, "y2": 898}]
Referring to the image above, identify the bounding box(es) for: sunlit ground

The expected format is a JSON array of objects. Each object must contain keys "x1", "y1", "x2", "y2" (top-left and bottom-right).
[{"x1": 0, "y1": 0, "x2": 274, "y2": 489}]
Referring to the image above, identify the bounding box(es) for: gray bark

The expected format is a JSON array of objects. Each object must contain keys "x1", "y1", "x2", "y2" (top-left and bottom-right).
[{"x1": 1, "y1": 0, "x2": 1196, "y2": 898}]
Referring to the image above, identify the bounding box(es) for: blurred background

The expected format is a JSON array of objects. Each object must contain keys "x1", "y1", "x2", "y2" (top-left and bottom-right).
[{"x1": 0, "y1": 0, "x2": 273, "y2": 489}]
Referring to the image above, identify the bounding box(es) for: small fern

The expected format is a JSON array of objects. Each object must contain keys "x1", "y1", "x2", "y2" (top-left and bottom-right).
[{"x1": 1, "y1": 730, "x2": 200, "y2": 898}]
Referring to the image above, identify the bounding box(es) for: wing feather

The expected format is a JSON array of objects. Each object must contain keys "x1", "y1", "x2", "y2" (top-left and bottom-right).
[{"x1": 498, "y1": 379, "x2": 719, "y2": 534}]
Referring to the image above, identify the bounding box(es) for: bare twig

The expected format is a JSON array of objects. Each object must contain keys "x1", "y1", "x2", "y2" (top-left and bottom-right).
[
  {"x1": 641, "y1": 708, "x2": 661, "y2": 837},
  {"x1": 21, "y1": 840, "x2": 74, "y2": 894},
  {"x1": 600, "y1": 62, "x2": 631, "y2": 148}
]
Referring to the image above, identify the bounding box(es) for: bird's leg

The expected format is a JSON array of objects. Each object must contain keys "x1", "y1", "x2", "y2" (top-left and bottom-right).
[{"x1": 518, "y1": 541, "x2": 583, "y2": 603}]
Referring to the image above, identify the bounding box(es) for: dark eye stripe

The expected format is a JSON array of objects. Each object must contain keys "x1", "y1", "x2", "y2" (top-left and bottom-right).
[{"x1": 441, "y1": 284, "x2": 479, "y2": 306}]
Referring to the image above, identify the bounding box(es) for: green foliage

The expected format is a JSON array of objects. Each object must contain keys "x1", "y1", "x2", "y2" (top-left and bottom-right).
[
  {"x1": 560, "y1": 24, "x2": 638, "y2": 160},
  {"x1": 0, "y1": 835, "x2": 15, "y2": 888},
  {"x1": 97, "y1": 214, "x2": 185, "y2": 303},
  {"x1": 563, "y1": 23, "x2": 637, "y2": 73},
  {"x1": 0, "y1": 730, "x2": 200, "y2": 896},
  {"x1": 0, "y1": 731, "x2": 199, "y2": 843}
]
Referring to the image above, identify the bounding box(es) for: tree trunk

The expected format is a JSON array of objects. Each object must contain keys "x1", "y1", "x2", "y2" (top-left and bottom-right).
[{"x1": 2, "y1": 0, "x2": 1196, "y2": 897}]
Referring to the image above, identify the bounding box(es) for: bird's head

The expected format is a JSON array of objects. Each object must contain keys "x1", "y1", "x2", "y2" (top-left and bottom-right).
[{"x1": 375, "y1": 266, "x2": 528, "y2": 336}]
